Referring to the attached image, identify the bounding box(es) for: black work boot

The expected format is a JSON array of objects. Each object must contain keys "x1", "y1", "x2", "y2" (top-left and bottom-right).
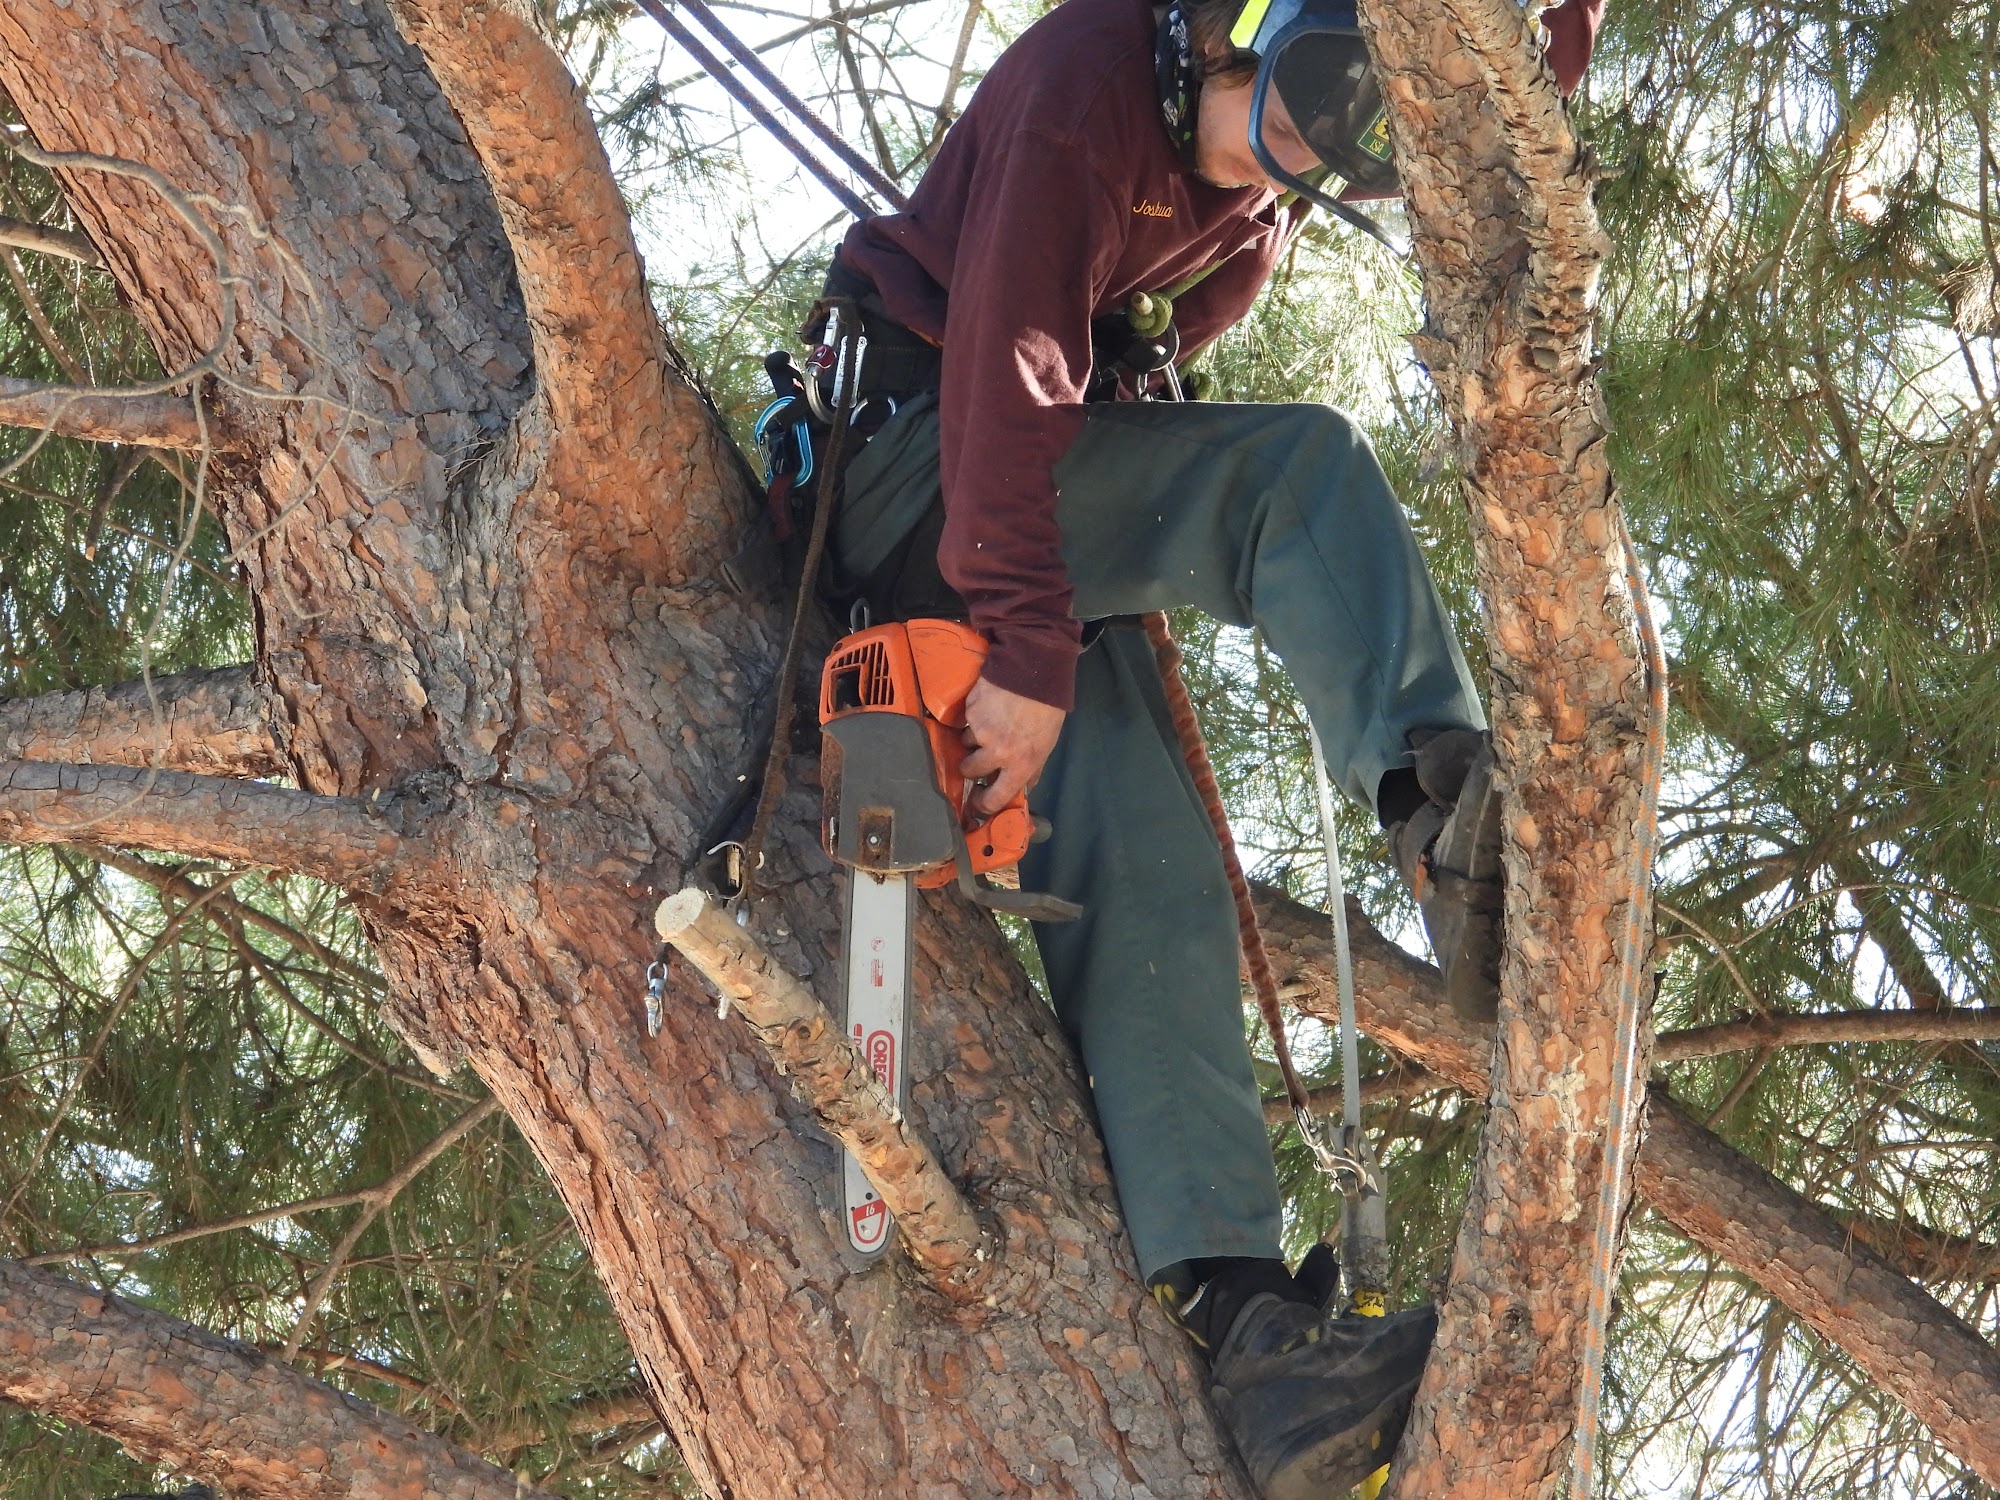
[
  {"x1": 1154, "y1": 1259, "x2": 1437, "y2": 1500},
  {"x1": 1153, "y1": 1257, "x2": 1308, "y2": 1352},
  {"x1": 1386, "y1": 727, "x2": 1505, "y2": 1022},
  {"x1": 1208, "y1": 1296, "x2": 1438, "y2": 1500}
]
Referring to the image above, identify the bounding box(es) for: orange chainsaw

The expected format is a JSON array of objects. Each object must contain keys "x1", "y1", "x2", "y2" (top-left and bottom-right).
[{"x1": 818, "y1": 617, "x2": 1081, "y2": 1254}]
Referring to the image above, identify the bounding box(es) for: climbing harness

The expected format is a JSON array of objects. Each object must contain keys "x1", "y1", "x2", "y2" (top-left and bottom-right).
[
  {"x1": 734, "y1": 304, "x2": 869, "y2": 907},
  {"x1": 1570, "y1": 516, "x2": 1669, "y2": 1499}
]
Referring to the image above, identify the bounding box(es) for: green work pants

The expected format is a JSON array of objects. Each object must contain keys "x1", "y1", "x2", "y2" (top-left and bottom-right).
[{"x1": 834, "y1": 394, "x2": 1484, "y2": 1278}]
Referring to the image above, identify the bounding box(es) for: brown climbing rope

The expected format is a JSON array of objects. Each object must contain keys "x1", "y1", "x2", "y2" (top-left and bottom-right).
[{"x1": 737, "y1": 305, "x2": 864, "y2": 904}]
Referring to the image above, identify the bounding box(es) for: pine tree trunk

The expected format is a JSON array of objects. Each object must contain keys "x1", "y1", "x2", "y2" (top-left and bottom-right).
[
  {"x1": 1355, "y1": 0, "x2": 1657, "y2": 1491},
  {"x1": 0, "y1": 2, "x2": 1244, "y2": 1495}
]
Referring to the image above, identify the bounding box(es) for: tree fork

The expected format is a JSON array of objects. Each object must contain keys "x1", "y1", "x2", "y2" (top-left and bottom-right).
[{"x1": 655, "y1": 887, "x2": 993, "y2": 1299}]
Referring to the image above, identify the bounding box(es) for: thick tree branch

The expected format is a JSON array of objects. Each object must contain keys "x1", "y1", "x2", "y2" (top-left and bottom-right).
[
  {"x1": 0, "y1": 665, "x2": 278, "y2": 777},
  {"x1": 1252, "y1": 885, "x2": 2000, "y2": 1488},
  {"x1": 1638, "y1": 1095, "x2": 2000, "y2": 1486},
  {"x1": 655, "y1": 888, "x2": 992, "y2": 1298},
  {"x1": 1656, "y1": 1008, "x2": 2000, "y2": 1061},
  {"x1": 0, "y1": 375, "x2": 240, "y2": 451},
  {"x1": 0, "y1": 761, "x2": 409, "y2": 889},
  {"x1": 0, "y1": 211, "x2": 102, "y2": 266},
  {"x1": 380, "y1": 0, "x2": 703, "y2": 554},
  {"x1": 0, "y1": 1258, "x2": 562, "y2": 1500}
]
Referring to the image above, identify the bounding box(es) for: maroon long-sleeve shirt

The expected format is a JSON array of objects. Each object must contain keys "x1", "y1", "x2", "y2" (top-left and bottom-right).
[{"x1": 838, "y1": 0, "x2": 1604, "y2": 710}]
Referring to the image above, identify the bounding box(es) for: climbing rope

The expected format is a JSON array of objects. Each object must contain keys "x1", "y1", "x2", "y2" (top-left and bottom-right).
[
  {"x1": 1313, "y1": 724, "x2": 1391, "y2": 1500},
  {"x1": 1569, "y1": 513, "x2": 1669, "y2": 1499},
  {"x1": 737, "y1": 308, "x2": 866, "y2": 904},
  {"x1": 630, "y1": 0, "x2": 905, "y2": 220}
]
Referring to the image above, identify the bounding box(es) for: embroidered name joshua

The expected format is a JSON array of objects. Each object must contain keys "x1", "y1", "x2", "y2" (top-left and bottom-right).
[{"x1": 1132, "y1": 199, "x2": 1173, "y2": 218}]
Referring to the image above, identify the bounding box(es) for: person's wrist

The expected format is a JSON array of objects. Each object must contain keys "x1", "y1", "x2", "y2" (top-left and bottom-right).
[{"x1": 978, "y1": 632, "x2": 1079, "y2": 714}]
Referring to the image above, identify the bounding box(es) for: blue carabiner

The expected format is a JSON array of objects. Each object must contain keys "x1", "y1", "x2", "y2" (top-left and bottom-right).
[{"x1": 753, "y1": 395, "x2": 815, "y2": 489}]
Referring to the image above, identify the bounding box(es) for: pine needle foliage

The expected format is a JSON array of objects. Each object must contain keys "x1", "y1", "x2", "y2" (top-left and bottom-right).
[{"x1": 1, "y1": 0, "x2": 1997, "y2": 1497}]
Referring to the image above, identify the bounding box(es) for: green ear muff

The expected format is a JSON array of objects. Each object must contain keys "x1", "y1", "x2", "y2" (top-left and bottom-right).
[{"x1": 1229, "y1": 0, "x2": 1279, "y2": 49}]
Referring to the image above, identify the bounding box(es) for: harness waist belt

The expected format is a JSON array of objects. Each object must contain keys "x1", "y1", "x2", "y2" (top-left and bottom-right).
[{"x1": 818, "y1": 258, "x2": 942, "y2": 399}]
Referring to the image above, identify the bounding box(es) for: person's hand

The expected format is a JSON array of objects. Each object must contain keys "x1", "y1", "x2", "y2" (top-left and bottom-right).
[{"x1": 960, "y1": 676, "x2": 1066, "y2": 817}]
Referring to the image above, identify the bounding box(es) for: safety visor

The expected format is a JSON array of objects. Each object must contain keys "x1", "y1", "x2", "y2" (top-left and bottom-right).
[{"x1": 1228, "y1": 0, "x2": 1399, "y2": 211}]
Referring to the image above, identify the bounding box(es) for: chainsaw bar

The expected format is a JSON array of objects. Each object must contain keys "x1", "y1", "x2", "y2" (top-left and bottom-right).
[{"x1": 840, "y1": 867, "x2": 913, "y2": 1255}]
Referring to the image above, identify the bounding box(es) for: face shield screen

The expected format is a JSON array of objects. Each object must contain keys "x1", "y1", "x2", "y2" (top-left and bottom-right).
[{"x1": 1265, "y1": 28, "x2": 1398, "y2": 199}]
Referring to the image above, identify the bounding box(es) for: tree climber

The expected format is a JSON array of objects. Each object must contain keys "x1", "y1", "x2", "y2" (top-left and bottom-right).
[{"x1": 813, "y1": 0, "x2": 1602, "y2": 1491}]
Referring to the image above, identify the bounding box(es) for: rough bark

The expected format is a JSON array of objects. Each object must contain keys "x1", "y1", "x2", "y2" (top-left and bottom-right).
[
  {"x1": 1350, "y1": 0, "x2": 1651, "y2": 1489},
  {"x1": 0, "y1": 4, "x2": 1243, "y2": 1496},
  {"x1": 0, "y1": 374, "x2": 239, "y2": 449},
  {"x1": 0, "y1": 1258, "x2": 563, "y2": 1500},
  {"x1": 0, "y1": 665, "x2": 279, "y2": 776},
  {"x1": 1253, "y1": 885, "x2": 2000, "y2": 1489}
]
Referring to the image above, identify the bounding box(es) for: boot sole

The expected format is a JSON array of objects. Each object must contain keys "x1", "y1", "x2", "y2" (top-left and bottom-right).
[{"x1": 1259, "y1": 1390, "x2": 1407, "y2": 1500}]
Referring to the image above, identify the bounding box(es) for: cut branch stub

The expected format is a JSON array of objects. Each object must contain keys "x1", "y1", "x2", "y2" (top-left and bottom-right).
[{"x1": 654, "y1": 887, "x2": 992, "y2": 1298}]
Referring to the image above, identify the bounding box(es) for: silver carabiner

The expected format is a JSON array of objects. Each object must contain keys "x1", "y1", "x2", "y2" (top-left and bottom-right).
[
  {"x1": 644, "y1": 960, "x2": 669, "y2": 1037},
  {"x1": 802, "y1": 307, "x2": 843, "y2": 424}
]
